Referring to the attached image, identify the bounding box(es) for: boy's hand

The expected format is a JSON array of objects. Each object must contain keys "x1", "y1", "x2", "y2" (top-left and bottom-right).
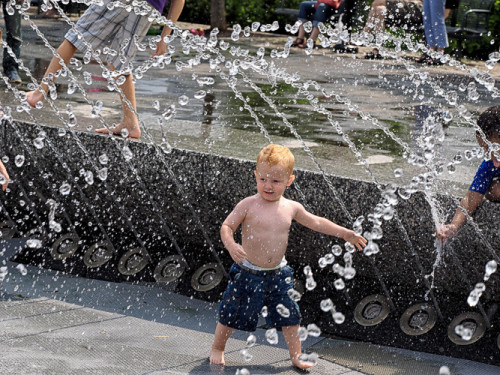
[
  {"x1": 344, "y1": 231, "x2": 367, "y2": 251},
  {"x1": 436, "y1": 224, "x2": 458, "y2": 242},
  {"x1": 227, "y1": 243, "x2": 247, "y2": 263},
  {"x1": 0, "y1": 161, "x2": 9, "y2": 191}
]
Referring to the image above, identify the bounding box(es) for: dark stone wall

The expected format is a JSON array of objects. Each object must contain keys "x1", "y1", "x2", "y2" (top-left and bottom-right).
[{"x1": 1, "y1": 120, "x2": 499, "y2": 364}]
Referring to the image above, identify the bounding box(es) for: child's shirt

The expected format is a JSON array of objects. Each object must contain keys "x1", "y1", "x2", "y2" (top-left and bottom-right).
[
  {"x1": 147, "y1": 0, "x2": 169, "y2": 12},
  {"x1": 469, "y1": 160, "x2": 500, "y2": 194}
]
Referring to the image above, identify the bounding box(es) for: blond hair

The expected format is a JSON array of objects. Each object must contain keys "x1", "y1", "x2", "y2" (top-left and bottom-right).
[{"x1": 257, "y1": 144, "x2": 295, "y2": 177}]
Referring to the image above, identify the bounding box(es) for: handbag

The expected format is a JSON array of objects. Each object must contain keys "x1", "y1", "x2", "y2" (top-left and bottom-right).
[{"x1": 314, "y1": 0, "x2": 342, "y2": 10}]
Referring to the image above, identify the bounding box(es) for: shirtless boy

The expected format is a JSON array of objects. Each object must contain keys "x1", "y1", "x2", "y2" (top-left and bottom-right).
[
  {"x1": 210, "y1": 144, "x2": 367, "y2": 369},
  {"x1": 437, "y1": 106, "x2": 500, "y2": 241}
]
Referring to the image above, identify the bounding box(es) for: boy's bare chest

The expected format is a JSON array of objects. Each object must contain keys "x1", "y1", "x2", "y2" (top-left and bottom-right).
[{"x1": 245, "y1": 205, "x2": 293, "y2": 231}]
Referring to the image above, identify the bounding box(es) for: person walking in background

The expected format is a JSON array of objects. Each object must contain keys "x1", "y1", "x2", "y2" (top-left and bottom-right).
[
  {"x1": 416, "y1": 0, "x2": 448, "y2": 65},
  {"x1": 26, "y1": 0, "x2": 185, "y2": 139},
  {"x1": 2, "y1": 0, "x2": 23, "y2": 84}
]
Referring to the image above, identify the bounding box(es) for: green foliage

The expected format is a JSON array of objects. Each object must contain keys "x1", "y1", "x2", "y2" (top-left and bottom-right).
[
  {"x1": 179, "y1": 0, "x2": 302, "y2": 29},
  {"x1": 447, "y1": 0, "x2": 500, "y2": 59}
]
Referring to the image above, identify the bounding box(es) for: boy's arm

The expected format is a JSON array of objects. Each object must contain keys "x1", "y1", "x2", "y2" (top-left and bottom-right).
[
  {"x1": 293, "y1": 202, "x2": 367, "y2": 251},
  {"x1": 152, "y1": 0, "x2": 185, "y2": 56},
  {"x1": 0, "y1": 160, "x2": 8, "y2": 191},
  {"x1": 220, "y1": 200, "x2": 248, "y2": 263},
  {"x1": 437, "y1": 190, "x2": 484, "y2": 241}
]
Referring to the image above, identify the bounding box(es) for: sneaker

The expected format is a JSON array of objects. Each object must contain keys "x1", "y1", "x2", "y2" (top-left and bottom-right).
[{"x1": 6, "y1": 70, "x2": 21, "y2": 84}]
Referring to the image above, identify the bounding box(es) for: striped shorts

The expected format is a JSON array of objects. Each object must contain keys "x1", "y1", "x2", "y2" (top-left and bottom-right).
[{"x1": 65, "y1": 0, "x2": 155, "y2": 73}]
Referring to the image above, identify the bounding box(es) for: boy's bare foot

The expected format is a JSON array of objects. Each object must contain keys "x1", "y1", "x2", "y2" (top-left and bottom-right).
[
  {"x1": 209, "y1": 348, "x2": 225, "y2": 365},
  {"x1": 95, "y1": 122, "x2": 141, "y2": 139},
  {"x1": 26, "y1": 90, "x2": 45, "y2": 108},
  {"x1": 291, "y1": 356, "x2": 315, "y2": 370}
]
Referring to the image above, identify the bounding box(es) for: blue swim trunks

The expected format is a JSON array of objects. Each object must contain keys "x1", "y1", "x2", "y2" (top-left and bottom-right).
[
  {"x1": 218, "y1": 263, "x2": 301, "y2": 331},
  {"x1": 469, "y1": 160, "x2": 500, "y2": 195}
]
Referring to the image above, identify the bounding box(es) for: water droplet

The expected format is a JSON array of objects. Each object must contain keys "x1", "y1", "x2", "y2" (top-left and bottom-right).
[
  {"x1": 439, "y1": 366, "x2": 450, "y2": 375},
  {"x1": 246, "y1": 334, "x2": 256, "y2": 348},
  {"x1": 260, "y1": 305, "x2": 268, "y2": 317},
  {"x1": 98, "y1": 167, "x2": 108, "y2": 181},
  {"x1": 297, "y1": 326, "x2": 308, "y2": 341},
  {"x1": 194, "y1": 90, "x2": 206, "y2": 99},
  {"x1": 152, "y1": 100, "x2": 160, "y2": 111},
  {"x1": 324, "y1": 253, "x2": 335, "y2": 264},
  {"x1": 162, "y1": 105, "x2": 176, "y2": 120},
  {"x1": 33, "y1": 137, "x2": 44, "y2": 149},
  {"x1": 334, "y1": 278, "x2": 345, "y2": 290},
  {"x1": 178, "y1": 95, "x2": 189, "y2": 106},
  {"x1": 59, "y1": 182, "x2": 71, "y2": 195},
  {"x1": 332, "y1": 244, "x2": 343, "y2": 256},
  {"x1": 84, "y1": 171, "x2": 94, "y2": 185},
  {"x1": 122, "y1": 145, "x2": 133, "y2": 161},
  {"x1": 15, "y1": 264, "x2": 27, "y2": 276},
  {"x1": 15, "y1": 154, "x2": 25, "y2": 167},
  {"x1": 393, "y1": 168, "x2": 403, "y2": 178},
  {"x1": 287, "y1": 288, "x2": 302, "y2": 301},
  {"x1": 306, "y1": 276, "x2": 317, "y2": 291},
  {"x1": 298, "y1": 352, "x2": 318, "y2": 366},
  {"x1": 320, "y1": 298, "x2": 334, "y2": 312},
  {"x1": 99, "y1": 154, "x2": 109, "y2": 165},
  {"x1": 235, "y1": 368, "x2": 250, "y2": 375},
  {"x1": 265, "y1": 328, "x2": 278, "y2": 344},
  {"x1": 318, "y1": 257, "x2": 327, "y2": 268},
  {"x1": 344, "y1": 266, "x2": 356, "y2": 280},
  {"x1": 239, "y1": 348, "x2": 253, "y2": 362},
  {"x1": 345, "y1": 242, "x2": 355, "y2": 253},
  {"x1": 27, "y1": 239, "x2": 42, "y2": 249},
  {"x1": 363, "y1": 241, "x2": 380, "y2": 256},
  {"x1": 307, "y1": 323, "x2": 321, "y2": 337},
  {"x1": 276, "y1": 303, "x2": 290, "y2": 317},
  {"x1": 120, "y1": 128, "x2": 129, "y2": 138},
  {"x1": 332, "y1": 311, "x2": 345, "y2": 324},
  {"x1": 484, "y1": 260, "x2": 497, "y2": 281}
]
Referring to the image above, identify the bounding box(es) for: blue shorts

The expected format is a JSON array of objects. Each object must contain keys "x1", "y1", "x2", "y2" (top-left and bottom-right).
[{"x1": 218, "y1": 263, "x2": 301, "y2": 332}]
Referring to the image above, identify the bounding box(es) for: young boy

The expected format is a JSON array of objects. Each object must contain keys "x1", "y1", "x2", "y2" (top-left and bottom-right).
[
  {"x1": 210, "y1": 144, "x2": 367, "y2": 369},
  {"x1": 437, "y1": 106, "x2": 500, "y2": 241},
  {"x1": 26, "y1": 0, "x2": 185, "y2": 139}
]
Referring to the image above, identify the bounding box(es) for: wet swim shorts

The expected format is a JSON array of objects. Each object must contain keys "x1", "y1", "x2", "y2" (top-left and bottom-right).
[{"x1": 218, "y1": 263, "x2": 301, "y2": 332}]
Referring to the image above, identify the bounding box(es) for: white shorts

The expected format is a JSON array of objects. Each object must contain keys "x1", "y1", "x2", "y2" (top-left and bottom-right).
[{"x1": 65, "y1": 0, "x2": 154, "y2": 73}]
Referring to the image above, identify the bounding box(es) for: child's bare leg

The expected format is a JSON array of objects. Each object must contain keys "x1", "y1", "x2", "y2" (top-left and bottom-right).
[
  {"x1": 485, "y1": 180, "x2": 500, "y2": 202},
  {"x1": 209, "y1": 322, "x2": 234, "y2": 365},
  {"x1": 27, "y1": 39, "x2": 77, "y2": 107},
  {"x1": 95, "y1": 72, "x2": 141, "y2": 139},
  {"x1": 282, "y1": 325, "x2": 315, "y2": 370}
]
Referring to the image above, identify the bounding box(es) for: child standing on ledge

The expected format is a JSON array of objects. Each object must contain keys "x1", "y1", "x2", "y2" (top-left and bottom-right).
[
  {"x1": 210, "y1": 144, "x2": 367, "y2": 369},
  {"x1": 437, "y1": 106, "x2": 500, "y2": 241},
  {"x1": 26, "y1": 0, "x2": 185, "y2": 139}
]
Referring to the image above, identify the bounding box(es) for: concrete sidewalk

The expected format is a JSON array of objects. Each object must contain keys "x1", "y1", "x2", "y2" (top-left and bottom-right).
[{"x1": 1, "y1": 239, "x2": 499, "y2": 375}]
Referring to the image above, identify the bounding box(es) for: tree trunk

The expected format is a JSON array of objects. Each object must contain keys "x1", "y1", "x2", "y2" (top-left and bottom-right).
[{"x1": 210, "y1": 0, "x2": 226, "y2": 31}]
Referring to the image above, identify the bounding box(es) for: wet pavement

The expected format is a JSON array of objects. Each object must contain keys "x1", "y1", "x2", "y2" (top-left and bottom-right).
[
  {"x1": 1, "y1": 8, "x2": 499, "y2": 196},
  {"x1": 1, "y1": 238, "x2": 500, "y2": 375}
]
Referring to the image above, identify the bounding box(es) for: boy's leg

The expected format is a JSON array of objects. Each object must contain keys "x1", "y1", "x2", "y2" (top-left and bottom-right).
[
  {"x1": 209, "y1": 322, "x2": 234, "y2": 364},
  {"x1": 27, "y1": 39, "x2": 77, "y2": 107},
  {"x1": 282, "y1": 325, "x2": 314, "y2": 370},
  {"x1": 95, "y1": 72, "x2": 141, "y2": 139}
]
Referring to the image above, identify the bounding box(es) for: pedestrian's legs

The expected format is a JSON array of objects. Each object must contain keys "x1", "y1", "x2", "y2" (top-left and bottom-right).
[
  {"x1": 2, "y1": 0, "x2": 22, "y2": 80},
  {"x1": 26, "y1": 39, "x2": 77, "y2": 107},
  {"x1": 95, "y1": 72, "x2": 141, "y2": 138}
]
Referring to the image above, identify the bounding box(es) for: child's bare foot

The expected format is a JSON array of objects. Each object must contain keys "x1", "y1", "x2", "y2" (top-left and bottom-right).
[
  {"x1": 209, "y1": 348, "x2": 225, "y2": 365},
  {"x1": 292, "y1": 356, "x2": 315, "y2": 370},
  {"x1": 26, "y1": 90, "x2": 45, "y2": 108},
  {"x1": 95, "y1": 122, "x2": 141, "y2": 139}
]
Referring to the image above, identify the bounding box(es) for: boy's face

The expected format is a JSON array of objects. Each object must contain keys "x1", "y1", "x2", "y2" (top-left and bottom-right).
[
  {"x1": 477, "y1": 134, "x2": 500, "y2": 168},
  {"x1": 254, "y1": 162, "x2": 295, "y2": 202}
]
